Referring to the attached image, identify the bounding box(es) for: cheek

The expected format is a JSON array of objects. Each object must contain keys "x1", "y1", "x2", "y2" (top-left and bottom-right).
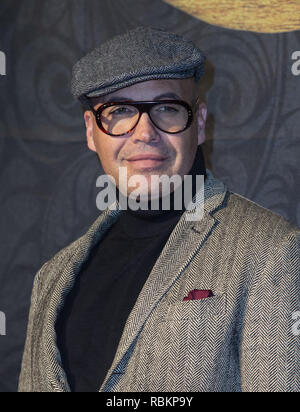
[
  {"x1": 94, "y1": 136, "x2": 125, "y2": 175},
  {"x1": 171, "y1": 132, "x2": 197, "y2": 171}
]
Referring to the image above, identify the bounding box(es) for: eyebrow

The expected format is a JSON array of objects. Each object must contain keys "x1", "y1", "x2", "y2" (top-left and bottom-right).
[{"x1": 102, "y1": 92, "x2": 182, "y2": 103}]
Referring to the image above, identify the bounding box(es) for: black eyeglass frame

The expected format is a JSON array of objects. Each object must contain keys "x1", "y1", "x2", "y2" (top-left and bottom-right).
[{"x1": 84, "y1": 98, "x2": 199, "y2": 137}]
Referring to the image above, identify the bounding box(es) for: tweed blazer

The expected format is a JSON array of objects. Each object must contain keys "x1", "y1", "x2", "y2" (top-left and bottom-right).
[{"x1": 18, "y1": 169, "x2": 300, "y2": 392}]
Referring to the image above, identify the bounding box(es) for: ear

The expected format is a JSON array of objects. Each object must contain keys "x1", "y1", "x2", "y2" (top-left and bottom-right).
[
  {"x1": 196, "y1": 103, "x2": 207, "y2": 145},
  {"x1": 84, "y1": 111, "x2": 97, "y2": 152}
]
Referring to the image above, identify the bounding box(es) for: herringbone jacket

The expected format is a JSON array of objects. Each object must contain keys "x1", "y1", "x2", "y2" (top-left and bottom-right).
[{"x1": 19, "y1": 170, "x2": 300, "y2": 392}]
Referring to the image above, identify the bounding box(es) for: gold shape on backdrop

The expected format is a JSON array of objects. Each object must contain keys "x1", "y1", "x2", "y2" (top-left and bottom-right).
[{"x1": 164, "y1": 0, "x2": 300, "y2": 33}]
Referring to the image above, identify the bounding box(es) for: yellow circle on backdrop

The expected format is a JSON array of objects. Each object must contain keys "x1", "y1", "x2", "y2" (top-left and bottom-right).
[{"x1": 164, "y1": 0, "x2": 300, "y2": 33}]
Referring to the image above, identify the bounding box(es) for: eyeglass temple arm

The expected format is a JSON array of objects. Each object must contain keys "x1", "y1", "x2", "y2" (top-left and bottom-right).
[
  {"x1": 193, "y1": 96, "x2": 200, "y2": 107},
  {"x1": 80, "y1": 95, "x2": 97, "y2": 115}
]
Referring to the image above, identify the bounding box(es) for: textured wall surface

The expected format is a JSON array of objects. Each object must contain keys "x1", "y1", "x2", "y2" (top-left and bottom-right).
[
  {"x1": 165, "y1": 0, "x2": 300, "y2": 33},
  {"x1": 0, "y1": 0, "x2": 299, "y2": 392}
]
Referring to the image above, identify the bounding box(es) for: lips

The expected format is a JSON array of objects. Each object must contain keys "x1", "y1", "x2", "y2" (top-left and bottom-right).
[
  {"x1": 127, "y1": 154, "x2": 167, "y2": 161},
  {"x1": 125, "y1": 153, "x2": 167, "y2": 170}
]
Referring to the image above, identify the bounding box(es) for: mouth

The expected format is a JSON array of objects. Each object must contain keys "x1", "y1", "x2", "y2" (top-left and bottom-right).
[{"x1": 125, "y1": 154, "x2": 168, "y2": 169}]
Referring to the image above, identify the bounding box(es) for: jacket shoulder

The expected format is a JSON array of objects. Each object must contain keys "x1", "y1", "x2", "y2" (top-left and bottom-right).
[
  {"x1": 41, "y1": 235, "x2": 83, "y2": 273},
  {"x1": 220, "y1": 191, "x2": 300, "y2": 240},
  {"x1": 33, "y1": 235, "x2": 84, "y2": 296},
  {"x1": 33, "y1": 207, "x2": 120, "y2": 292}
]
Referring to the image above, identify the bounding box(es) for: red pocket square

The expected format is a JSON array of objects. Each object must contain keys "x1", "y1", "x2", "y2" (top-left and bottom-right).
[{"x1": 183, "y1": 289, "x2": 214, "y2": 301}]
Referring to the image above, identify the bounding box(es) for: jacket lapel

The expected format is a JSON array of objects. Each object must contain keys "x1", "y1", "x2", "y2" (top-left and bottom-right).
[{"x1": 99, "y1": 169, "x2": 229, "y2": 391}]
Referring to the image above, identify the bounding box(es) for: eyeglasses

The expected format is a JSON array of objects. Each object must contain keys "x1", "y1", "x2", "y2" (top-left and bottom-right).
[{"x1": 85, "y1": 98, "x2": 199, "y2": 137}]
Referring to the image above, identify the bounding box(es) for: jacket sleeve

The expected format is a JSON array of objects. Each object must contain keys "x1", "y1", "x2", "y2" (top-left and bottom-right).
[
  {"x1": 240, "y1": 230, "x2": 300, "y2": 392},
  {"x1": 18, "y1": 264, "x2": 46, "y2": 392}
]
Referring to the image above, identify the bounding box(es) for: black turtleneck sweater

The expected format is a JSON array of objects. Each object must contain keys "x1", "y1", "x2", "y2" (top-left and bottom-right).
[{"x1": 56, "y1": 147, "x2": 206, "y2": 392}]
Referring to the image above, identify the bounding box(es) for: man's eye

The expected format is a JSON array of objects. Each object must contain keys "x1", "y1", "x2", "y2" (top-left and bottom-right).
[
  {"x1": 111, "y1": 107, "x2": 132, "y2": 115},
  {"x1": 156, "y1": 105, "x2": 179, "y2": 113}
]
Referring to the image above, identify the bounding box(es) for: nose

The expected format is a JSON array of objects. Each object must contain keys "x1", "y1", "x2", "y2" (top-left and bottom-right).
[{"x1": 131, "y1": 112, "x2": 160, "y2": 144}]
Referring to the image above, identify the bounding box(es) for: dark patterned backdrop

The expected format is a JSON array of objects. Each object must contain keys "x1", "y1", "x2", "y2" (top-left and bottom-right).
[{"x1": 0, "y1": 0, "x2": 299, "y2": 392}]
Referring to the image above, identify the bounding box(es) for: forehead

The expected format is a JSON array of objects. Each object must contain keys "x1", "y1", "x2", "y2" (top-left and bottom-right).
[{"x1": 97, "y1": 78, "x2": 195, "y2": 104}]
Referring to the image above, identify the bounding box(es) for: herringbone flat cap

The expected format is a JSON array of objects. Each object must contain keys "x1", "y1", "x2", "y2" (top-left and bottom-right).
[{"x1": 71, "y1": 26, "x2": 206, "y2": 100}]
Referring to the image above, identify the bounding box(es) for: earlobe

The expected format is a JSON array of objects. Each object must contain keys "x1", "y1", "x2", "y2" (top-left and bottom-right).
[{"x1": 84, "y1": 112, "x2": 97, "y2": 152}]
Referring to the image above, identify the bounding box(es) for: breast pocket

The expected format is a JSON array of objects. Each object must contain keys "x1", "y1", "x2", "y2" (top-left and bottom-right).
[
  {"x1": 165, "y1": 294, "x2": 227, "y2": 321},
  {"x1": 143, "y1": 294, "x2": 228, "y2": 392}
]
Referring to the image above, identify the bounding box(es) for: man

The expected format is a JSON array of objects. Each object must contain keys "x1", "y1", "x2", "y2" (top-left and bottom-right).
[{"x1": 19, "y1": 26, "x2": 300, "y2": 392}]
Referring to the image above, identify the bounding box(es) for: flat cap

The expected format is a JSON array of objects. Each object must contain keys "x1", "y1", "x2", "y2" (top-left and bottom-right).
[{"x1": 71, "y1": 26, "x2": 206, "y2": 101}]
